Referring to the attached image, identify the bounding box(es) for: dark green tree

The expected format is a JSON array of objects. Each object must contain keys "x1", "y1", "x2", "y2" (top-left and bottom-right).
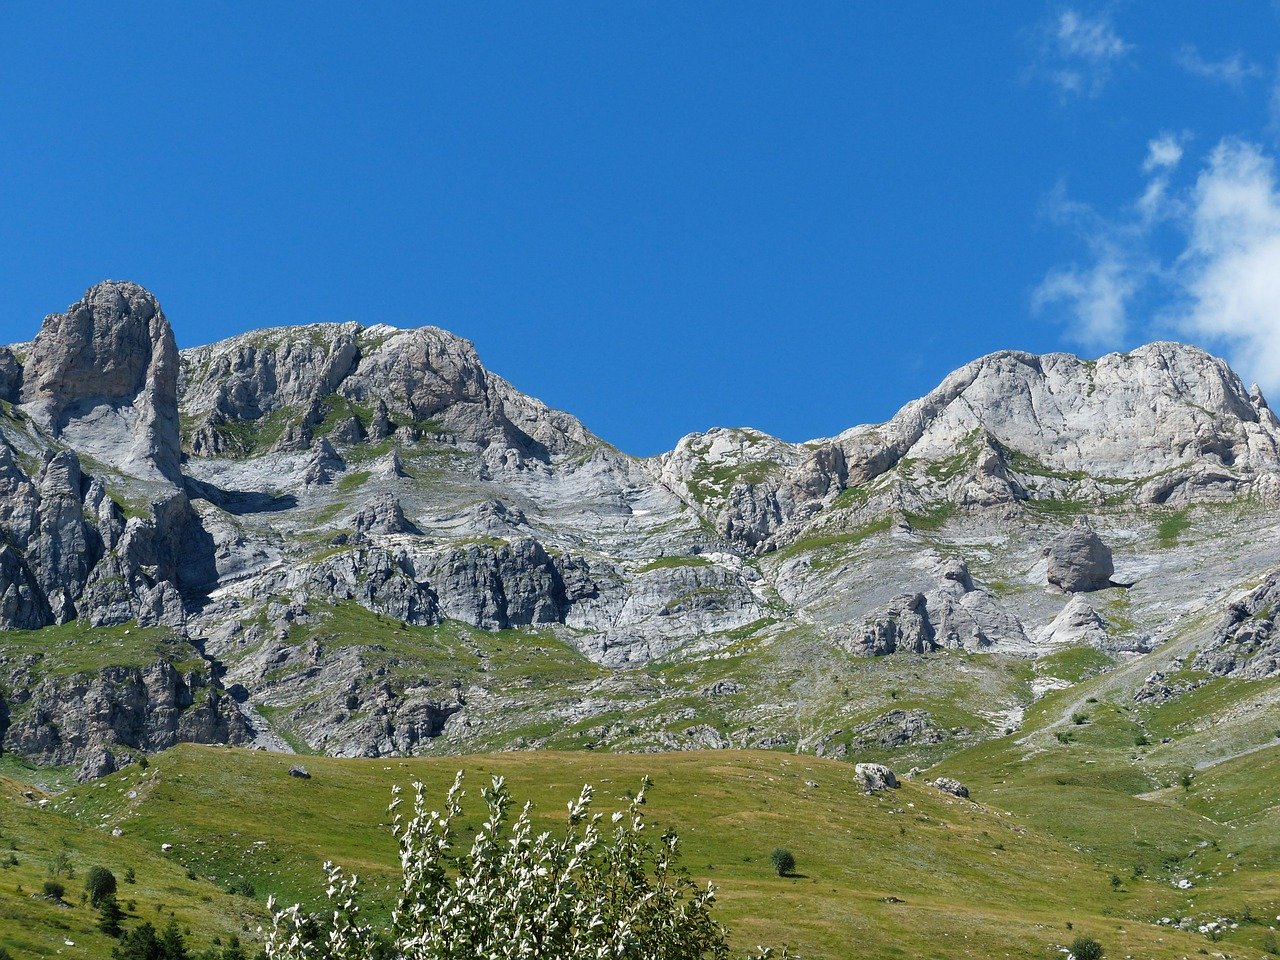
[
  {"x1": 112, "y1": 921, "x2": 161, "y2": 960},
  {"x1": 86, "y1": 865, "x2": 119, "y2": 906},
  {"x1": 159, "y1": 918, "x2": 189, "y2": 960},
  {"x1": 98, "y1": 894, "x2": 126, "y2": 938},
  {"x1": 1070, "y1": 935, "x2": 1104, "y2": 960}
]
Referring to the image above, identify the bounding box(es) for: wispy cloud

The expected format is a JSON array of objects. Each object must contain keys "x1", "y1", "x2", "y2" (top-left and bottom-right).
[
  {"x1": 1037, "y1": 136, "x2": 1280, "y2": 393},
  {"x1": 1176, "y1": 45, "x2": 1263, "y2": 88},
  {"x1": 1035, "y1": 9, "x2": 1133, "y2": 98}
]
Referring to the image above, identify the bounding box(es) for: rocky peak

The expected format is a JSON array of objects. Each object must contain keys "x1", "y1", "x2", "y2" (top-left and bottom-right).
[
  {"x1": 21, "y1": 281, "x2": 181, "y2": 484},
  {"x1": 839, "y1": 342, "x2": 1280, "y2": 484}
]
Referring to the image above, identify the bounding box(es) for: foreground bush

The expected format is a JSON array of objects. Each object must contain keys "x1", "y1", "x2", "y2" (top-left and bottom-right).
[
  {"x1": 1069, "y1": 935, "x2": 1104, "y2": 960},
  {"x1": 770, "y1": 848, "x2": 796, "y2": 877},
  {"x1": 265, "y1": 773, "x2": 791, "y2": 959}
]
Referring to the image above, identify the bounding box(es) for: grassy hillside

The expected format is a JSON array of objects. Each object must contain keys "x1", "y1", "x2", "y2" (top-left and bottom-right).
[{"x1": 0, "y1": 745, "x2": 1268, "y2": 960}]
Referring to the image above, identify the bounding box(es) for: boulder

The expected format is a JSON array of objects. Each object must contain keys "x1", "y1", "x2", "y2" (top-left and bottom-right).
[
  {"x1": 288, "y1": 765, "x2": 311, "y2": 779},
  {"x1": 1044, "y1": 519, "x2": 1114, "y2": 593},
  {"x1": 854, "y1": 762, "x2": 899, "y2": 792}
]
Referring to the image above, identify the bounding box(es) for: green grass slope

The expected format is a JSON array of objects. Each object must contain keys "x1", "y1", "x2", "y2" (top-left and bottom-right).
[{"x1": 2, "y1": 744, "x2": 1251, "y2": 960}]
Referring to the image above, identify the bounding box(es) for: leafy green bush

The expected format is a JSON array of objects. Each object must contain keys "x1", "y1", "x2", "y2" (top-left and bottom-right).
[
  {"x1": 1070, "y1": 935, "x2": 1104, "y2": 960},
  {"x1": 42, "y1": 878, "x2": 66, "y2": 901},
  {"x1": 86, "y1": 865, "x2": 118, "y2": 906},
  {"x1": 770, "y1": 848, "x2": 796, "y2": 877},
  {"x1": 265, "y1": 773, "x2": 790, "y2": 960}
]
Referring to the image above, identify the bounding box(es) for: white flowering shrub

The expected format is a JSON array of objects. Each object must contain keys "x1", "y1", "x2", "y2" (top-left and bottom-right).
[{"x1": 265, "y1": 773, "x2": 792, "y2": 960}]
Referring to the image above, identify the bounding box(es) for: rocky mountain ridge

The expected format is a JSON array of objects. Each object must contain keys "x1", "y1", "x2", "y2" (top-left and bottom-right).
[{"x1": 3, "y1": 280, "x2": 1280, "y2": 778}]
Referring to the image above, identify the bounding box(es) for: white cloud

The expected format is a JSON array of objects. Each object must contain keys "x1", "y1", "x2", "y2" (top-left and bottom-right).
[
  {"x1": 1034, "y1": 9, "x2": 1133, "y2": 98},
  {"x1": 1143, "y1": 134, "x2": 1184, "y2": 174},
  {"x1": 1176, "y1": 140, "x2": 1280, "y2": 389},
  {"x1": 1038, "y1": 136, "x2": 1280, "y2": 394},
  {"x1": 1176, "y1": 45, "x2": 1263, "y2": 87}
]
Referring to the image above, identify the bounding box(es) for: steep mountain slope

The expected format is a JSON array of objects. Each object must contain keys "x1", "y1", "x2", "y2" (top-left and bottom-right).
[{"x1": 2, "y1": 280, "x2": 1280, "y2": 783}]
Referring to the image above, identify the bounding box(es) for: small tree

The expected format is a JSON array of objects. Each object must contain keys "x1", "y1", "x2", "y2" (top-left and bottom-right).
[
  {"x1": 86, "y1": 865, "x2": 118, "y2": 906},
  {"x1": 265, "y1": 773, "x2": 791, "y2": 960},
  {"x1": 770, "y1": 848, "x2": 797, "y2": 877},
  {"x1": 98, "y1": 894, "x2": 126, "y2": 937},
  {"x1": 1070, "y1": 935, "x2": 1104, "y2": 960},
  {"x1": 159, "y1": 918, "x2": 188, "y2": 960},
  {"x1": 42, "y1": 879, "x2": 66, "y2": 901}
]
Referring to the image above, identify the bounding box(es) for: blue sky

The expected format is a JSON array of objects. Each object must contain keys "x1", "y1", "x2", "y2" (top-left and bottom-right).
[{"x1": 3, "y1": 4, "x2": 1280, "y2": 455}]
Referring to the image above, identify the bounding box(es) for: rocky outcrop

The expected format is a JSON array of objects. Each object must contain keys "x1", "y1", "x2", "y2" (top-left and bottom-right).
[
  {"x1": 1194, "y1": 571, "x2": 1280, "y2": 679},
  {"x1": 1037, "y1": 595, "x2": 1110, "y2": 647},
  {"x1": 658, "y1": 430, "x2": 847, "y2": 552},
  {"x1": 855, "y1": 593, "x2": 935, "y2": 655},
  {"x1": 930, "y1": 777, "x2": 970, "y2": 798},
  {"x1": 21, "y1": 282, "x2": 181, "y2": 483},
  {"x1": 851, "y1": 709, "x2": 946, "y2": 749},
  {"x1": 4, "y1": 660, "x2": 251, "y2": 779},
  {"x1": 303, "y1": 438, "x2": 345, "y2": 486},
  {"x1": 1045, "y1": 519, "x2": 1114, "y2": 593},
  {"x1": 851, "y1": 559, "x2": 1027, "y2": 655},
  {"x1": 353, "y1": 492, "x2": 411, "y2": 535}
]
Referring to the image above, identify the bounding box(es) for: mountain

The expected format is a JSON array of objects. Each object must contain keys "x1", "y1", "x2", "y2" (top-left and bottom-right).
[{"x1": 2, "y1": 280, "x2": 1279, "y2": 782}]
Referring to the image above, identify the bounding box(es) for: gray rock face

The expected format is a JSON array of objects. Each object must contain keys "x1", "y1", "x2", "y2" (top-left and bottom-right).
[
  {"x1": 1194, "y1": 570, "x2": 1280, "y2": 679},
  {"x1": 854, "y1": 762, "x2": 899, "y2": 792},
  {"x1": 5, "y1": 660, "x2": 251, "y2": 779},
  {"x1": 22, "y1": 282, "x2": 181, "y2": 483},
  {"x1": 0, "y1": 348, "x2": 21, "y2": 405},
  {"x1": 1045, "y1": 520, "x2": 1114, "y2": 593}
]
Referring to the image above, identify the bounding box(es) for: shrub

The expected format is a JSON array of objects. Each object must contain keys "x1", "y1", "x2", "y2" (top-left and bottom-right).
[
  {"x1": 770, "y1": 847, "x2": 796, "y2": 877},
  {"x1": 264, "y1": 773, "x2": 791, "y2": 960},
  {"x1": 1071, "y1": 712, "x2": 1089, "y2": 725},
  {"x1": 43, "y1": 879, "x2": 66, "y2": 901},
  {"x1": 1070, "y1": 935, "x2": 1104, "y2": 960},
  {"x1": 124, "y1": 865, "x2": 136, "y2": 884},
  {"x1": 86, "y1": 865, "x2": 118, "y2": 907},
  {"x1": 1263, "y1": 930, "x2": 1278, "y2": 955}
]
